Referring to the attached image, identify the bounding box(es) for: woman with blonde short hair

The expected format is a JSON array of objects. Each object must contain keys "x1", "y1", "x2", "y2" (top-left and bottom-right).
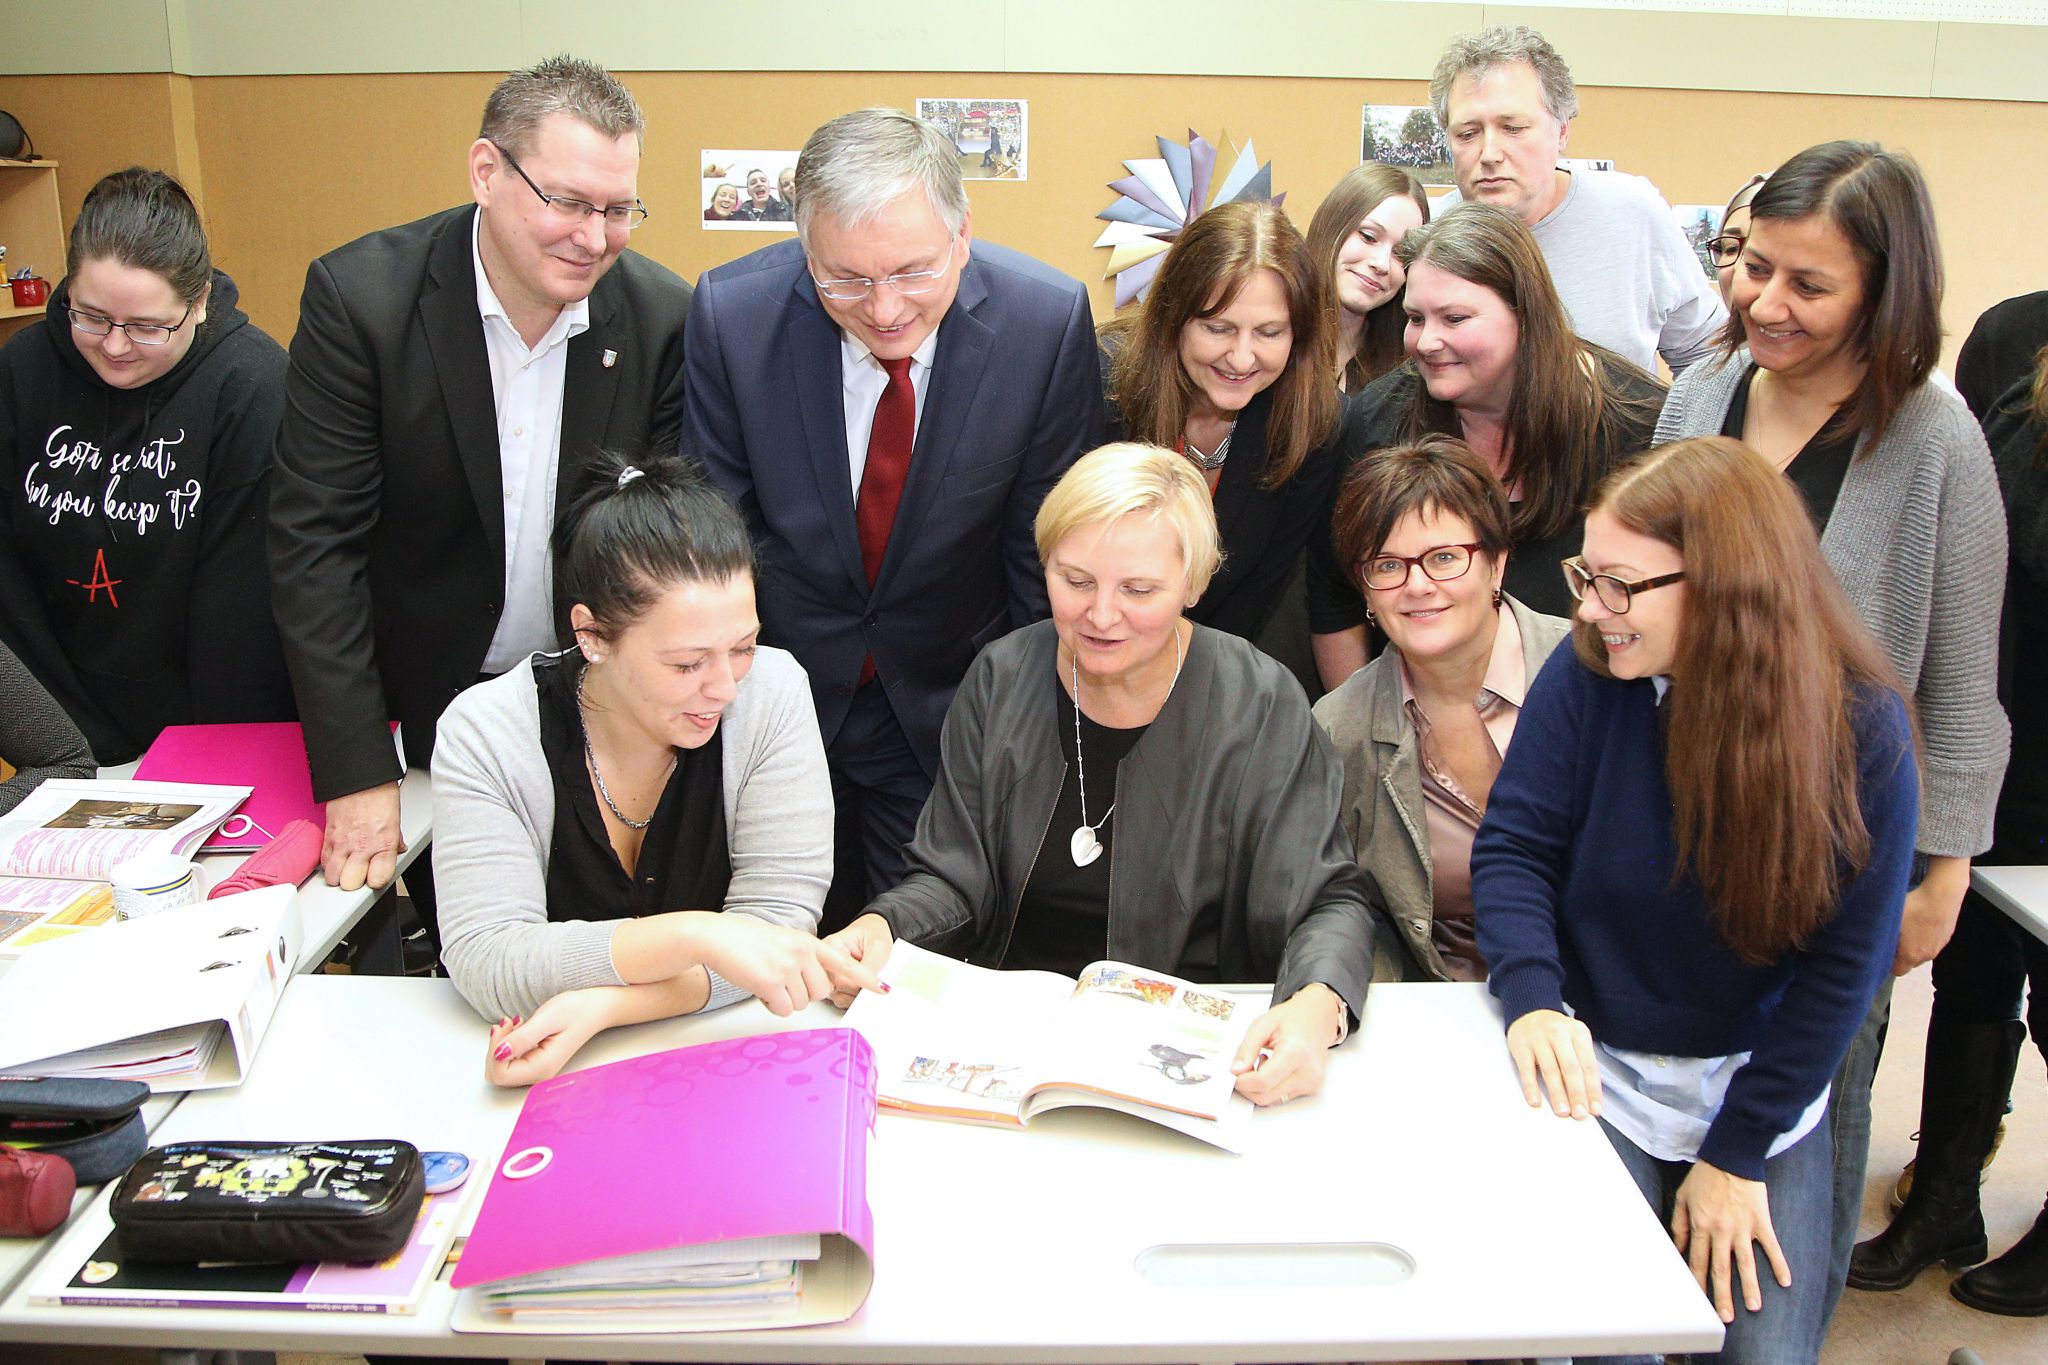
[{"x1": 827, "y1": 442, "x2": 1374, "y2": 1104}]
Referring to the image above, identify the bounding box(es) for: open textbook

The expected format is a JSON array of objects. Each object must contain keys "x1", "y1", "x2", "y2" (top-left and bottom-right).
[
  {"x1": 843, "y1": 941, "x2": 1269, "y2": 1152},
  {"x1": 0, "y1": 779, "x2": 249, "y2": 955}
]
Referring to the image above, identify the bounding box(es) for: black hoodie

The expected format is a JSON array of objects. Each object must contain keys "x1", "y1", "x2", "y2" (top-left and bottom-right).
[{"x1": 0, "y1": 268, "x2": 296, "y2": 763}]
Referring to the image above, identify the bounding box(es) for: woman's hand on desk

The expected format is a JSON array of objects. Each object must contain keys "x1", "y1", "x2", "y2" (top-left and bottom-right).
[
  {"x1": 822, "y1": 914, "x2": 896, "y2": 1008},
  {"x1": 690, "y1": 913, "x2": 882, "y2": 1016},
  {"x1": 1671, "y1": 1159, "x2": 1790, "y2": 1324},
  {"x1": 484, "y1": 992, "x2": 613, "y2": 1086},
  {"x1": 1230, "y1": 983, "x2": 1345, "y2": 1106},
  {"x1": 1505, "y1": 1009, "x2": 1602, "y2": 1119}
]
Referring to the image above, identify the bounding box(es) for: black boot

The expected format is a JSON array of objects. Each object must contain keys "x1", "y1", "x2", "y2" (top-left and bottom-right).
[
  {"x1": 1846, "y1": 1018, "x2": 2025, "y2": 1291},
  {"x1": 1952, "y1": 1199, "x2": 2048, "y2": 1316}
]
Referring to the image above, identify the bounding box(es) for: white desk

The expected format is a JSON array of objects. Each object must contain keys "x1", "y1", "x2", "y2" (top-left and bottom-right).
[
  {"x1": 0, "y1": 976, "x2": 1723, "y2": 1361},
  {"x1": 1970, "y1": 865, "x2": 2048, "y2": 944}
]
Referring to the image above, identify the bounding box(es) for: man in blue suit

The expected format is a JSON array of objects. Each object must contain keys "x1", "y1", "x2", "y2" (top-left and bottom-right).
[{"x1": 686, "y1": 107, "x2": 1101, "y2": 925}]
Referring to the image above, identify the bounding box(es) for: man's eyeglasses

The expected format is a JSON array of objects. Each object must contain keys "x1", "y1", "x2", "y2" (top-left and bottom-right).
[
  {"x1": 1704, "y1": 234, "x2": 1746, "y2": 269},
  {"x1": 68, "y1": 302, "x2": 194, "y2": 347},
  {"x1": 490, "y1": 140, "x2": 649, "y2": 230},
  {"x1": 1561, "y1": 556, "x2": 1685, "y2": 614},
  {"x1": 811, "y1": 239, "x2": 957, "y2": 302},
  {"x1": 1358, "y1": 543, "x2": 1484, "y2": 591}
]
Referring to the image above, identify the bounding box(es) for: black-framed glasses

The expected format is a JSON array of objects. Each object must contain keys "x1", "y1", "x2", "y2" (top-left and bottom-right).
[
  {"x1": 67, "y1": 302, "x2": 194, "y2": 346},
  {"x1": 1561, "y1": 556, "x2": 1685, "y2": 614},
  {"x1": 811, "y1": 239, "x2": 957, "y2": 302},
  {"x1": 1359, "y1": 542, "x2": 1483, "y2": 591},
  {"x1": 489, "y1": 140, "x2": 648, "y2": 230},
  {"x1": 1705, "y1": 234, "x2": 1746, "y2": 269}
]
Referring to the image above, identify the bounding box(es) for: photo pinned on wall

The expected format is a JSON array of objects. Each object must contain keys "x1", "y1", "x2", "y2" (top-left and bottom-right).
[
  {"x1": 701, "y1": 150, "x2": 800, "y2": 231},
  {"x1": 1360, "y1": 104, "x2": 1453, "y2": 186},
  {"x1": 1559, "y1": 157, "x2": 1616, "y2": 174},
  {"x1": 1671, "y1": 203, "x2": 1725, "y2": 281},
  {"x1": 915, "y1": 99, "x2": 1027, "y2": 181}
]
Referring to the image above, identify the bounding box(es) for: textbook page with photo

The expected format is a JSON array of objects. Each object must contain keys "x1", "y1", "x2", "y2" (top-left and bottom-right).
[
  {"x1": 0, "y1": 779, "x2": 249, "y2": 955},
  {"x1": 842, "y1": 941, "x2": 1269, "y2": 1152}
]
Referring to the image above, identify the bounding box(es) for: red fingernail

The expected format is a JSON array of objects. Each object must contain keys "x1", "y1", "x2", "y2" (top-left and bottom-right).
[
  {"x1": 512, "y1": 1015, "x2": 523, "y2": 1026},
  {"x1": 877, "y1": 982, "x2": 891, "y2": 993},
  {"x1": 493, "y1": 1044, "x2": 513, "y2": 1061}
]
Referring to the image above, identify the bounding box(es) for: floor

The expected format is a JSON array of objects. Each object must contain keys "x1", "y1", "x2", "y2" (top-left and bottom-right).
[{"x1": 9, "y1": 966, "x2": 2041, "y2": 1365}]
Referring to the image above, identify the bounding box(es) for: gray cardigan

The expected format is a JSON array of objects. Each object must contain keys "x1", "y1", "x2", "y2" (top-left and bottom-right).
[
  {"x1": 869, "y1": 619, "x2": 1375, "y2": 1018},
  {"x1": 1313, "y1": 599, "x2": 1571, "y2": 982},
  {"x1": 432, "y1": 648, "x2": 832, "y2": 1020},
  {"x1": 1656, "y1": 352, "x2": 2010, "y2": 857}
]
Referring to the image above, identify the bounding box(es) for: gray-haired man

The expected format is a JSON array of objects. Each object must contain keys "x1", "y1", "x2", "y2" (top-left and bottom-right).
[
  {"x1": 1433, "y1": 24, "x2": 1726, "y2": 373},
  {"x1": 685, "y1": 107, "x2": 1101, "y2": 924}
]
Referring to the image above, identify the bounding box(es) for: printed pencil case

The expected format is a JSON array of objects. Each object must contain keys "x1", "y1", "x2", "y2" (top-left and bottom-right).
[
  {"x1": 111, "y1": 1138, "x2": 424, "y2": 1264},
  {"x1": 0, "y1": 1076, "x2": 148, "y2": 1185}
]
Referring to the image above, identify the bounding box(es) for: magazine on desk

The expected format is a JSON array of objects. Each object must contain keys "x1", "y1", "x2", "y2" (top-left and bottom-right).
[
  {"x1": 842, "y1": 941, "x2": 1268, "y2": 1152},
  {"x1": 36, "y1": 1186, "x2": 469, "y2": 1314},
  {"x1": 0, "y1": 778, "x2": 249, "y2": 956}
]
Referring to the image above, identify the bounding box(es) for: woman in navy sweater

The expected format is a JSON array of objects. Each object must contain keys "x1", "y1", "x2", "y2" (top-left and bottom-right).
[{"x1": 1472, "y1": 436, "x2": 1918, "y2": 1363}]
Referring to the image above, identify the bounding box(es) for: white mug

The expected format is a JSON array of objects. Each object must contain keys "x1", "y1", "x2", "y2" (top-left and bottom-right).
[{"x1": 109, "y1": 854, "x2": 204, "y2": 922}]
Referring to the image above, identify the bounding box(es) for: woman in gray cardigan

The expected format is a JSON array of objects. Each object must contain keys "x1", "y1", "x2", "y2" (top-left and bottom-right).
[
  {"x1": 1311, "y1": 436, "x2": 1570, "y2": 983},
  {"x1": 434, "y1": 454, "x2": 874, "y2": 1085},
  {"x1": 1653, "y1": 141, "x2": 2009, "y2": 1318},
  {"x1": 826, "y1": 443, "x2": 1375, "y2": 1107}
]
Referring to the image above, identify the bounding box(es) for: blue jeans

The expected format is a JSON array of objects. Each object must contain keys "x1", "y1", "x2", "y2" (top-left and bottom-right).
[
  {"x1": 1583, "y1": 1119, "x2": 1836, "y2": 1365},
  {"x1": 1819, "y1": 974, "x2": 1891, "y2": 1331}
]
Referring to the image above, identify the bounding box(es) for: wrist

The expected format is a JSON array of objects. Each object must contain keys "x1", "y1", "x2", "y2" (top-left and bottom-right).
[{"x1": 1287, "y1": 983, "x2": 1348, "y2": 1047}]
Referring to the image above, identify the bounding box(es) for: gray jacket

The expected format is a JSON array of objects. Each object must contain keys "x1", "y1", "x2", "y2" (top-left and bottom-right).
[
  {"x1": 1313, "y1": 599, "x2": 1571, "y2": 982},
  {"x1": 1656, "y1": 352, "x2": 2009, "y2": 857},
  {"x1": 870, "y1": 619, "x2": 1375, "y2": 1018}
]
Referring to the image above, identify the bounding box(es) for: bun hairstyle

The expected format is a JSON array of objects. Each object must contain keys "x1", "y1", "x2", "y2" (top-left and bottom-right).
[
  {"x1": 66, "y1": 167, "x2": 211, "y2": 302},
  {"x1": 553, "y1": 452, "x2": 754, "y2": 642}
]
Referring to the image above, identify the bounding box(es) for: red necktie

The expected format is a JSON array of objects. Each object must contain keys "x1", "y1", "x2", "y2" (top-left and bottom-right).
[{"x1": 855, "y1": 356, "x2": 915, "y2": 685}]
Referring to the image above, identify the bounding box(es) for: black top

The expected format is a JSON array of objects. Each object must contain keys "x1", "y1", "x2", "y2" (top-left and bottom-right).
[
  {"x1": 533, "y1": 653, "x2": 731, "y2": 923},
  {"x1": 1306, "y1": 362, "x2": 1665, "y2": 630},
  {"x1": 1956, "y1": 290, "x2": 2048, "y2": 421},
  {"x1": 1005, "y1": 670, "x2": 1150, "y2": 976},
  {"x1": 1719, "y1": 364, "x2": 1856, "y2": 533}
]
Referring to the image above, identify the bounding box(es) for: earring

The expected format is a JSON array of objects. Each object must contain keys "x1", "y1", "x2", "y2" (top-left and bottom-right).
[
  {"x1": 1492, "y1": 587, "x2": 1503, "y2": 610},
  {"x1": 1364, "y1": 605, "x2": 1378, "y2": 628}
]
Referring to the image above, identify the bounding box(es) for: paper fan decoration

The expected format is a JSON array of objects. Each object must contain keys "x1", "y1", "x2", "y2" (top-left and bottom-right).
[{"x1": 1095, "y1": 129, "x2": 1283, "y2": 308}]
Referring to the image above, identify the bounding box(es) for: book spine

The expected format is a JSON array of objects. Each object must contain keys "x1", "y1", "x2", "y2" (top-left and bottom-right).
[{"x1": 53, "y1": 1293, "x2": 400, "y2": 1313}]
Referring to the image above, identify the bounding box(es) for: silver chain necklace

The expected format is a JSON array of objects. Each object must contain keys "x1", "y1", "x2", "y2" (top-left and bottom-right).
[
  {"x1": 1069, "y1": 624, "x2": 1186, "y2": 867},
  {"x1": 577, "y1": 666, "x2": 675, "y2": 831},
  {"x1": 1183, "y1": 420, "x2": 1237, "y2": 471}
]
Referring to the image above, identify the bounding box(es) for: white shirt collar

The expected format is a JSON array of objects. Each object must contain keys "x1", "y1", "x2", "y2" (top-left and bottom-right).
[
  {"x1": 472, "y1": 208, "x2": 589, "y2": 351},
  {"x1": 1652, "y1": 675, "x2": 1672, "y2": 704},
  {"x1": 838, "y1": 321, "x2": 940, "y2": 374}
]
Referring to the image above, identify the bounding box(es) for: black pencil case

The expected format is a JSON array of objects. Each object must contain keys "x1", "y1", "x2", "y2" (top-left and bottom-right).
[
  {"x1": 110, "y1": 1139, "x2": 424, "y2": 1264},
  {"x1": 0, "y1": 1077, "x2": 148, "y2": 1185}
]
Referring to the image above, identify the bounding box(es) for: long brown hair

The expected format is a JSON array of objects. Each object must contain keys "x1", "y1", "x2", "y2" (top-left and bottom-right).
[
  {"x1": 1304, "y1": 164, "x2": 1429, "y2": 393},
  {"x1": 1728, "y1": 140, "x2": 1942, "y2": 452},
  {"x1": 2031, "y1": 342, "x2": 2048, "y2": 456},
  {"x1": 1575, "y1": 437, "x2": 1912, "y2": 964},
  {"x1": 1102, "y1": 200, "x2": 1339, "y2": 488},
  {"x1": 1396, "y1": 203, "x2": 1663, "y2": 543}
]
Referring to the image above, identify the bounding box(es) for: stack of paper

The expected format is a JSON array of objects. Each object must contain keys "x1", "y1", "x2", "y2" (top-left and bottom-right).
[{"x1": 475, "y1": 1234, "x2": 819, "y2": 1322}]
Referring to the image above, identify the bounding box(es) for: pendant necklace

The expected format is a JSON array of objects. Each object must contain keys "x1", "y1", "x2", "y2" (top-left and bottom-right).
[
  {"x1": 1181, "y1": 420, "x2": 1237, "y2": 471},
  {"x1": 578, "y1": 666, "x2": 675, "y2": 831},
  {"x1": 1069, "y1": 624, "x2": 1186, "y2": 867}
]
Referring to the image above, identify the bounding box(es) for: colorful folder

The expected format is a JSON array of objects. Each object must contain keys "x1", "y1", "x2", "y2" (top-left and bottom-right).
[{"x1": 135, "y1": 723, "x2": 324, "y2": 851}]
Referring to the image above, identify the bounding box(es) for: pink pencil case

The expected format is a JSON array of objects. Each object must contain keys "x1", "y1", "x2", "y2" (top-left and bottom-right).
[{"x1": 209, "y1": 819, "x2": 322, "y2": 899}]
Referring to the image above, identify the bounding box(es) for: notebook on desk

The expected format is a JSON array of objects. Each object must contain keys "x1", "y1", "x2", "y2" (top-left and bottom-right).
[
  {"x1": 450, "y1": 1027, "x2": 878, "y2": 1335},
  {"x1": 135, "y1": 723, "x2": 325, "y2": 852}
]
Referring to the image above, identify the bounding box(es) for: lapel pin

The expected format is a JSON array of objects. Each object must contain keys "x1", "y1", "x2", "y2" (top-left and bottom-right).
[{"x1": 602, "y1": 349, "x2": 618, "y2": 368}]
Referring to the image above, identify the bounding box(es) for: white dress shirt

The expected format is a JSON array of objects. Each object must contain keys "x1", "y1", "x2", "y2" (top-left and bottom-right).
[
  {"x1": 839, "y1": 325, "x2": 939, "y2": 492},
  {"x1": 473, "y1": 212, "x2": 589, "y2": 675}
]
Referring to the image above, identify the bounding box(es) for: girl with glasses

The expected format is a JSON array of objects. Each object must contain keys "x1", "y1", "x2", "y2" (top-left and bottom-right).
[
  {"x1": 0, "y1": 167, "x2": 294, "y2": 762},
  {"x1": 1305, "y1": 202, "x2": 1665, "y2": 691},
  {"x1": 1654, "y1": 143, "x2": 2009, "y2": 1314},
  {"x1": 1473, "y1": 436, "x2": 1919, "y2": 1363},
  {"x1": 1313, "y1": 435, "x2": 1570, "y2": 983}
]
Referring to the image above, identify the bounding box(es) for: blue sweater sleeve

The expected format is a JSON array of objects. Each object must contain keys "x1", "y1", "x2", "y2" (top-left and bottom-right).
[
  {"x1": 1472, "y1": 646, "x2": 1589, "y2": 1027},
  {"x1": 1697, "y1": 690, "x2": 1918, "y2": 1178}
]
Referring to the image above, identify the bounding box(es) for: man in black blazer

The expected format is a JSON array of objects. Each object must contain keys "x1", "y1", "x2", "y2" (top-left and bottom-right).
[
  {"x1": 686, "y1": 107, "x2": 1101, "y2": 925},
  {"x1": 270, "y1": 56, "x2": 689, "y2": 902}
]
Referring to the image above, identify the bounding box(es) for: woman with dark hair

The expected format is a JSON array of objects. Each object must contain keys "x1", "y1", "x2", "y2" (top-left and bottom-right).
[
  {"x1": 1303, "y1": 165, "x2": 1429, "y2": 393},
  {"x1": 1306, "y1": 202, "x2": 1664, "y2": 690},
  {"x1": 0, "y1": 167, "x2": 294, "y2": 762},
  {"x1": 1654, "y1": 143, "x2": 2009, "y2": 1308},
  {"x1": 1099, "y1": 200, "x2": 1349, "y2": 649},
  {"x1": 435, "y1": 452, "x2": 875, "y2": 1085},
  {"x1": 1474, "y1": 437, "x2": 1918, "y2": 1362},
  {"x1": 1312, "y1": 436, "x2": 1569, "y2": 983},
  {"x1": 1705, "y1": 173, "x2": 1768, "y2": 304},
  {"x1": 1849, "y1": 310, "x2": 2048, "y2": 1316}
]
